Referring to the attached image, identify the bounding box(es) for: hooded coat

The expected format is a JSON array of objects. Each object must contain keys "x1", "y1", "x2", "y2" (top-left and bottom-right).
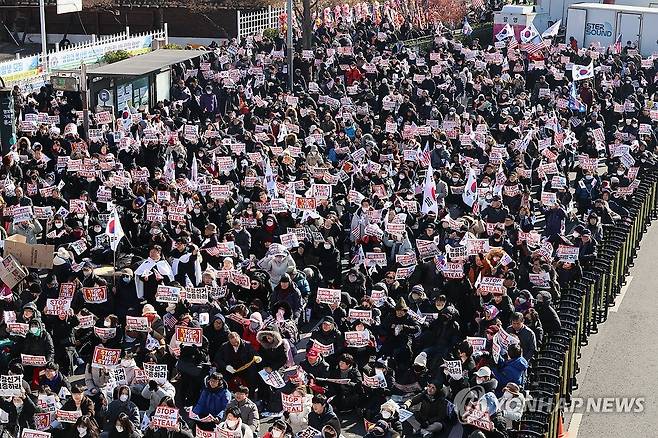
[
  {"x1": 20, "y1": 319, "x2": 54, "y2": 361},
  {"x1": 104, "y1": 385, "x2": 140, "y2": 431},
  {"x1": 256, "y1": 326, "x2": 290, "y2": 370}
]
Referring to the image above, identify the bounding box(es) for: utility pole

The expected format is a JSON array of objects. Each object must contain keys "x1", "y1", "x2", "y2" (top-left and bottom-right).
[
  {"x1": 39, "y1": 0, "x2": 48, "y2": 73},
  {"x1": 286, "y1": 0, "x2": 294, "y2": 92},
  {"x1": 80, "y1": 63, "x2": 89, "y2": 139}
]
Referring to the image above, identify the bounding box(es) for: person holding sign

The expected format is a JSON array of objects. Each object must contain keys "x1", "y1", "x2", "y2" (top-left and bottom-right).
[
  {"x1": 0, "y1": 390, "x2": 38, "y2": 436},
  {"x1": 191, "y1": 373, "x2": 230, "y2": 430},
  {"x1": 18, "y1": 319, "x2": 53, "y2": 387},
  {"x1": 325, "y1": 353, "x2": 362, "y2": 414}
]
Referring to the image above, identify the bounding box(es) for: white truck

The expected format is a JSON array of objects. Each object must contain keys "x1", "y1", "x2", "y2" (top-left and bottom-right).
[
  {"x1": 565, "y1": 3, "x2": 658, "y2": 56},
  {"x1": 533, "y1": 0, "x2": 657, "y2": 33}
]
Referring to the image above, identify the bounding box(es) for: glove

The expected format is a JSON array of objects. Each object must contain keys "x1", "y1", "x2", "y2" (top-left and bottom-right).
[
  {"x1": 403, "y1": 400, "x2": 411, "y2": 409},
  {"x1": 225, "y1": 365, "x2": 236, "y2": 374}
]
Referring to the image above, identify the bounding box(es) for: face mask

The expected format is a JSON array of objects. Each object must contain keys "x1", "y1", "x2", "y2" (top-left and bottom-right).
[
  {"x1": 115, "y1": 426, "x2": 124, "y2": 433},
  {"x1": 266, "y1": 220, "x2": 274, "y2": 226},
  {"x1": 93, "y1": 226, "x2": 101, "y2": 233},
  {"x1": 476, "y1": 377, "x2": 484, "y2": 385},
  {"x1": 54, "y1": 222, "x2": 63, "y2": 228},
  {"x1": 13, "y1": 400, "x2": 22, "y2": 408},
  {"x1": 119, "y1": 394, "x2": 129, "y2": 402},
  {"x1": 122, "y1": 276, "x2": 131, "y2": 283},
  {"x1": 30, "y1": 327, "x2": 40, "y2": 336},
  {"x1": 381, "y1": 410, "x2": 392, "y2": 419},
  {"x1": 272, "y1": 430, "x2": 283, "y2": 438},
  {"x1": 226, "y1": 419, "x2": 238, "y2": 429},
  {"x1": 77, "y1": 427, "x2": 87, "y2": 437},
  {"x1": 518, "y1": 297, "x2": 526, "y2": 305},
  {"x1": 194, "y1": 208, "x2": 201, "y2": 214},
  {"x1": 323, "y1": 243, "x2": 331, "y2": 249},
  {"x1": 502, "y1": 391, "x2": 513, "y2": 399},
  {"x1": 585, "y1": 175, "x2": 593, "y2": 180}
]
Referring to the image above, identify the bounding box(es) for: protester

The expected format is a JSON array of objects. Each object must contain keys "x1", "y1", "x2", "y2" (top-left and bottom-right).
[{"x1": 5, "y1": 0, "x2": 658, "y2": 436}]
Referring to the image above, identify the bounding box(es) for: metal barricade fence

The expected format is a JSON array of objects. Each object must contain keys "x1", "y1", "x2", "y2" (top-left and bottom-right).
[{"x1": 515, "y1": 166, "x2": 658, "y2": 438}]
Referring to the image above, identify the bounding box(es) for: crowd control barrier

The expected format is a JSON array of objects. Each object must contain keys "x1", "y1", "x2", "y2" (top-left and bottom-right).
[{"x1": 514, "y1": 166, "x2": 658, "y2": 438}]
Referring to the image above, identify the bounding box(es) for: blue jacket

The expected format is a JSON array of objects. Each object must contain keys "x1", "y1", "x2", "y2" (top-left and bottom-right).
[
  {"x1": 494, "y1": 356, "x2": 529, "y2": 394},
  {"x1": 192, "y1": 382, "x2": 231, "y2": 418}
]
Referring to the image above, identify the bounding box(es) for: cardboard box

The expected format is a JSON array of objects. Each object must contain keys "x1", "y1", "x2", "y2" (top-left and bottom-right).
[
  {"x1": 0, "y1": 254, "x2": 28, "y2": 289},
  {"x1": 4, "y1": 235, "x2": 54, "y2": 269}
]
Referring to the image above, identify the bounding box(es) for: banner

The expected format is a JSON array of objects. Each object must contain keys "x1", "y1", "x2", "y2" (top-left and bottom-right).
[{"x1": 48, "y1": 34, "x2": 154, "y2": 70}]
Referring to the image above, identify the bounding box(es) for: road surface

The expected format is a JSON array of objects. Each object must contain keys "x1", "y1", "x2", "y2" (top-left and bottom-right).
[{"x1": 567, "y1": 222, "x2": 658, "y2": 437}]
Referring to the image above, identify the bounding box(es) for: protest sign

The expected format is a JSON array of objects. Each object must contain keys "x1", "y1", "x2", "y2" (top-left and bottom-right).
[
  {"x1": 56, "y1": 409, "x2": 82, "y2": 423},
  {"x1": 258, "y1": 369, "x2": 286, "y2": 388},
  {"x1": 347, "y1": 309, "x2": 373, "y2": 323},
  {"x1": 316, "y1": 287, "x2": 341, "y2": 305},
  {"x1": 0, "y1": 374, "x2": 21, "y2": 396},
  {"x1": 83, "y1": 286, "x2": 107, "y2": 303},
  {"x1": 21, "y1": 430, "x2": 51, "y2": 438},
  {"x1": 91, "y1": 346, "x2": 121, "y2": 368},
  {"x1": 344, "y1": 330, "x2": 370, "y2": 348},
  {"x1": 144, "y1": 363, "x2": 168, "y2": 384},
  {"x1": 281, "y1": 393, "x2": 304, "y2": 413},
  {"x1": 126, "y1": 316, "x2": 149, "y2": 332},
  {"x1": 175, "y1": 326, "x2": 203, "y2": 346},
  {"x1": 156, "y1": 285, "x2": 180, "y2": 303},
  {"x1": 151, "y1": 406, "x2": 179, "y2": 429},
  {"x1": 21, "y1": 354, "x2": 47, "y2": 366}
]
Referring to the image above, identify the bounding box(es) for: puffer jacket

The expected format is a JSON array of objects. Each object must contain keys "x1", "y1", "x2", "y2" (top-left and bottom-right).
[
  {"x1": 192, "y1": 377, "x2": 232, "y2": 418},
  {"x1": 256, "y1": 326, "x2": 291, "y2": 370},
  {"x1": 20, "y1": 319, "x2": 54, "y2": 361}
]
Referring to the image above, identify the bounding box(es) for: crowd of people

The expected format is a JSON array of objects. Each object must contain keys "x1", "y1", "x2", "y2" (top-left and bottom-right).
[{"x1": 1, "y1": 2, "x2": 658, "y2": 438}]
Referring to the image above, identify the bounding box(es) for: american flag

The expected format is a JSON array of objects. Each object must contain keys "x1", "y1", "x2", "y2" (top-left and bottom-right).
[
  {"x1": 419, "y1": 142, "x2": 431, "y2": 167},
  {"x1": 163, "y1": 313, "x2": 178, "y2": 330},
  {"x1": 471, "y1": 0, "x2": 485, "y2": 9},
  {"x1": 522, "y1": 38, "x2": 548, "y2": 55},
  {"x1": 613, "y1": 33, "x2": 622, "y2": 54},
  {"x1": 351, "y1": 224, "x2": 361, "y2": 242},
  {"x1": 507, "y1": 37, "x2": 518, "y2": 50}
]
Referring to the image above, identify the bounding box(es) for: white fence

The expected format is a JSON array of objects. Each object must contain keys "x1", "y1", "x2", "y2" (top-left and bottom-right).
[
  {"x1": 1, "y1": 26, "x2": 168, "y2": 92},
  {"x1": 237, "y1": 6, "x2": 285, "y2": 39}
]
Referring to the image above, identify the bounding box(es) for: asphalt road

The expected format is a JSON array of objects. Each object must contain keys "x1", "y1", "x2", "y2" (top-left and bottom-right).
[{"x1": 566, "y1": 222, "x2": 658, "y2": 438}]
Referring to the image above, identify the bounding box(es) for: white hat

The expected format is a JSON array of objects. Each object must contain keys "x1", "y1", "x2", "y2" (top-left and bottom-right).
[
  {"x1": 475, "y1": 366, "x2": 492, "y2": 378},
  {"x1": 53, "y1": 248, "x2": 72, "y2": 266},
  {"x1": 413, "y1": 352, "x2": 427, "y2": 368}
]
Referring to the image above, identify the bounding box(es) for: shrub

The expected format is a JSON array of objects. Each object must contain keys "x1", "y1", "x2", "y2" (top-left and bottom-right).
[{"x1": 101, "y1": 50, "x2": 131, "y2": 64}]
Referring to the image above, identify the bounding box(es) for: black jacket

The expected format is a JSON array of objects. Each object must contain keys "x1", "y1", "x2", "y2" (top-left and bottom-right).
[{"x1": 307, "y1": 403, "x2": 341, "y2": 436}]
